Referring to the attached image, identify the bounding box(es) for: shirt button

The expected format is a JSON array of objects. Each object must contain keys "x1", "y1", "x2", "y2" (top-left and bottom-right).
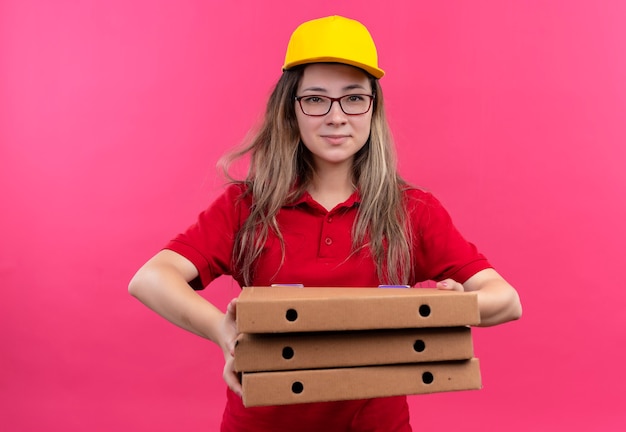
[
  {"x1": 324, "y1": 237, "x2": 333, "y2": 245},
  {"x1": 327, "y1": 216, "x2": 333, "y2": 223}
]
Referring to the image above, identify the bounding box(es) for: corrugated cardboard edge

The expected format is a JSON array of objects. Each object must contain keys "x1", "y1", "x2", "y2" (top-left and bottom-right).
[
  {"x1": 235, "y1": 327, "x2": 474, "y2": 372},
  {"x1": 237, "y1": 287, "x2": 480, "y2": 333},
  {"x1": 242, "y1": 358, "x2": 482, "y2": 407}
]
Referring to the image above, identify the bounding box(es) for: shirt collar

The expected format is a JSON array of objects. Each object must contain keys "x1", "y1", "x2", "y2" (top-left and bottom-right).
[{"x1": 289, "y1": 189, "x2": 361, "y2": 210}]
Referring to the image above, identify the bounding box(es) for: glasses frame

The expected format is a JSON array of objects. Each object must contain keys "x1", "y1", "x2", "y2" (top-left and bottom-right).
[{"x1": 295, "y1": 94, "x2": 375, "y2": 116}]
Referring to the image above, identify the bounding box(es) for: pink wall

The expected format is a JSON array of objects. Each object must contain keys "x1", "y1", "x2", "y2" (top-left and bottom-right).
[{"x1": 2, "y1": 1, "x2": 625, "y2": 430}]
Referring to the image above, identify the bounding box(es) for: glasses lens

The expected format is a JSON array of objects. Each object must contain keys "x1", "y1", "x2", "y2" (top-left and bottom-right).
[
  {"x1": 299, "y1": 96, "x2": 332, "y2": 116},
  {"x1": 340, "y1": 95, "x2": 372, "y2": 115}
]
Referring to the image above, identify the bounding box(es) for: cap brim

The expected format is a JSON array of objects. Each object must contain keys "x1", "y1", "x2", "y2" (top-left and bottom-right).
[{"x1": 283, "y1": 57, "x2": 385, "y2": 79}]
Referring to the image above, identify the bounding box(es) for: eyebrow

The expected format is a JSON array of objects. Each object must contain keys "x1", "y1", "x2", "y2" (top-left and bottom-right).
[{"x1": 300, "y1": 84, "x2": 369, "y2": 93}]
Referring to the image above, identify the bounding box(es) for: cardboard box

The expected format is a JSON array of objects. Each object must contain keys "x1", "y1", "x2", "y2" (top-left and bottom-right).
[
  {"x1": 241, "y1": 358, "x2": 481, "y2": 407},
  {"x1": 234, "y1": 327, "x2": 474, "y2": 372},
  {"x1": 237, "y1": 286, "x2": 480, "y2": 333}
]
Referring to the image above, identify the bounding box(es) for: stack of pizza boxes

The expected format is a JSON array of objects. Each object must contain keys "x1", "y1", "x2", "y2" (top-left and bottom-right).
[{"x1": 234, "y1": 286, "x2": 482, "y2": 407}]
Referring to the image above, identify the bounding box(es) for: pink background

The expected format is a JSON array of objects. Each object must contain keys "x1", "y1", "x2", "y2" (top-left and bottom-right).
[{"x1": 2, "y1": 0, "x2": 625, "y2": 430}]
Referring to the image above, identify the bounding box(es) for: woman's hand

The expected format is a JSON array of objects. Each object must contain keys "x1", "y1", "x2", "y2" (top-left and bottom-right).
[
  {"x1": 218, "y1": 298, "x2": 243, "y2": 397},
  {"x1": 436, "y1": 269, "x2": 522, "y2": 326},
  {"x1": 435, "y1": 279, "x2": 464, "y2": 292}
]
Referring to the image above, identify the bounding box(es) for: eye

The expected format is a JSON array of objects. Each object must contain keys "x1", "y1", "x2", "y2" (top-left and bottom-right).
[
  {"x1": 302, "y1": 96, "x2": 326, "y2": 104},
  {"x1": 345, "y1": 94, "x2": 366, "y2": 102}
]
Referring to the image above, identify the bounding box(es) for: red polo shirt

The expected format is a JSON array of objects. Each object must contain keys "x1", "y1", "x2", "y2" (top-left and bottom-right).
[
  {"x1": 167, "y1": 183, "x2": 490, "y2": 290},
  {"x1": 165, "y1": 183, "x2": 491, "y2": 431}
]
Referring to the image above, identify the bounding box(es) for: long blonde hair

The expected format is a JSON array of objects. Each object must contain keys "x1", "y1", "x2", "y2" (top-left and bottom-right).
[{"x1": 220, "y1": 65, "x2": 413, "y2": 286}]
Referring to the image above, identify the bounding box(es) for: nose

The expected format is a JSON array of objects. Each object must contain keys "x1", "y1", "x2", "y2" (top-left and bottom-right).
[{"x1": 326, "y1": 100, "x2": 347, "y2": 124}]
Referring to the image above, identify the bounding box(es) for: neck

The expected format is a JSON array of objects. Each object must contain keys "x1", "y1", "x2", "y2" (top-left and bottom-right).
[{"x1": 307, "y1": 161, "x2": 355, "y2": 211}]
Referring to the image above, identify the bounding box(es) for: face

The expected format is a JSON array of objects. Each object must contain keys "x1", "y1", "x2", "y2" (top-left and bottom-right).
[{"x1": 295, "y1": 63, "x2": 373, "y2": 171}]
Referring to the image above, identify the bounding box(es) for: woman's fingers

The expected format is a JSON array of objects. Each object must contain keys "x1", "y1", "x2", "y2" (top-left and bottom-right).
[
  {"x1": 223, "y1": 354, "x2": 243, "y2": 397},
  {"x1": 436, "y1": 278, "x2": 464, "y2": 292}
]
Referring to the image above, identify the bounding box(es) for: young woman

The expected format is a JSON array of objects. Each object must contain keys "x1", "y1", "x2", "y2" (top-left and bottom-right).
[{"x1": 129, "y1": 15, "x2": 522, "y2": 432}]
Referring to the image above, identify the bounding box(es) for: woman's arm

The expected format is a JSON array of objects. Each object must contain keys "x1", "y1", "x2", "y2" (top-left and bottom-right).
[
  {"x1": 437, "y1": 268, "x2": 522, "y2": 327},
  {"x1": 128, "y1": 249, "x2": 242, "y2": 396}
]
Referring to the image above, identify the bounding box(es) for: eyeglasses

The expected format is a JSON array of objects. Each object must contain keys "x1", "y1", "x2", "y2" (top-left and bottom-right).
[{"x1": 295, "y1": 94, "x2": 375, "y2": 116}]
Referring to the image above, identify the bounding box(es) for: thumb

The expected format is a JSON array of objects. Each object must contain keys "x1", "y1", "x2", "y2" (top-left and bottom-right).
[
  {"x1": 436, "y1": 279, "x2": 464, "y2": 292},
  {"x1": 224, "y1": 298, "x2": 239, "y2": 357},
  {"x1": 226, "y1": 298, "x2": 237, "y2": 319}
]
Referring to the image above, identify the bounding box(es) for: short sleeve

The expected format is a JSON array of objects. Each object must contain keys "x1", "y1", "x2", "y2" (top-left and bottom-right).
[
  {"x1": 164, "y1": 184, "x2": 249, "y2": 289},
  {"x1": 406, "y1": 189, "x2": 492, "y2": 284}
]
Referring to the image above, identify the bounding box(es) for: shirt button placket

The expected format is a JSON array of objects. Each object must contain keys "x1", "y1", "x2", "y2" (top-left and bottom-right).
[
  {"x1": 325, "y1": 213, "x2": 334, "y2": 246},
  {"x1": 319, "y1": 212, "x2": 335, "y2": 257}
]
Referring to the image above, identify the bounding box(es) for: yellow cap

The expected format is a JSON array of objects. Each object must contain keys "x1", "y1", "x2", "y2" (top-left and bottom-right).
[{"x1": 282, "y1": 15, "x2": 384, "y2": 79}]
